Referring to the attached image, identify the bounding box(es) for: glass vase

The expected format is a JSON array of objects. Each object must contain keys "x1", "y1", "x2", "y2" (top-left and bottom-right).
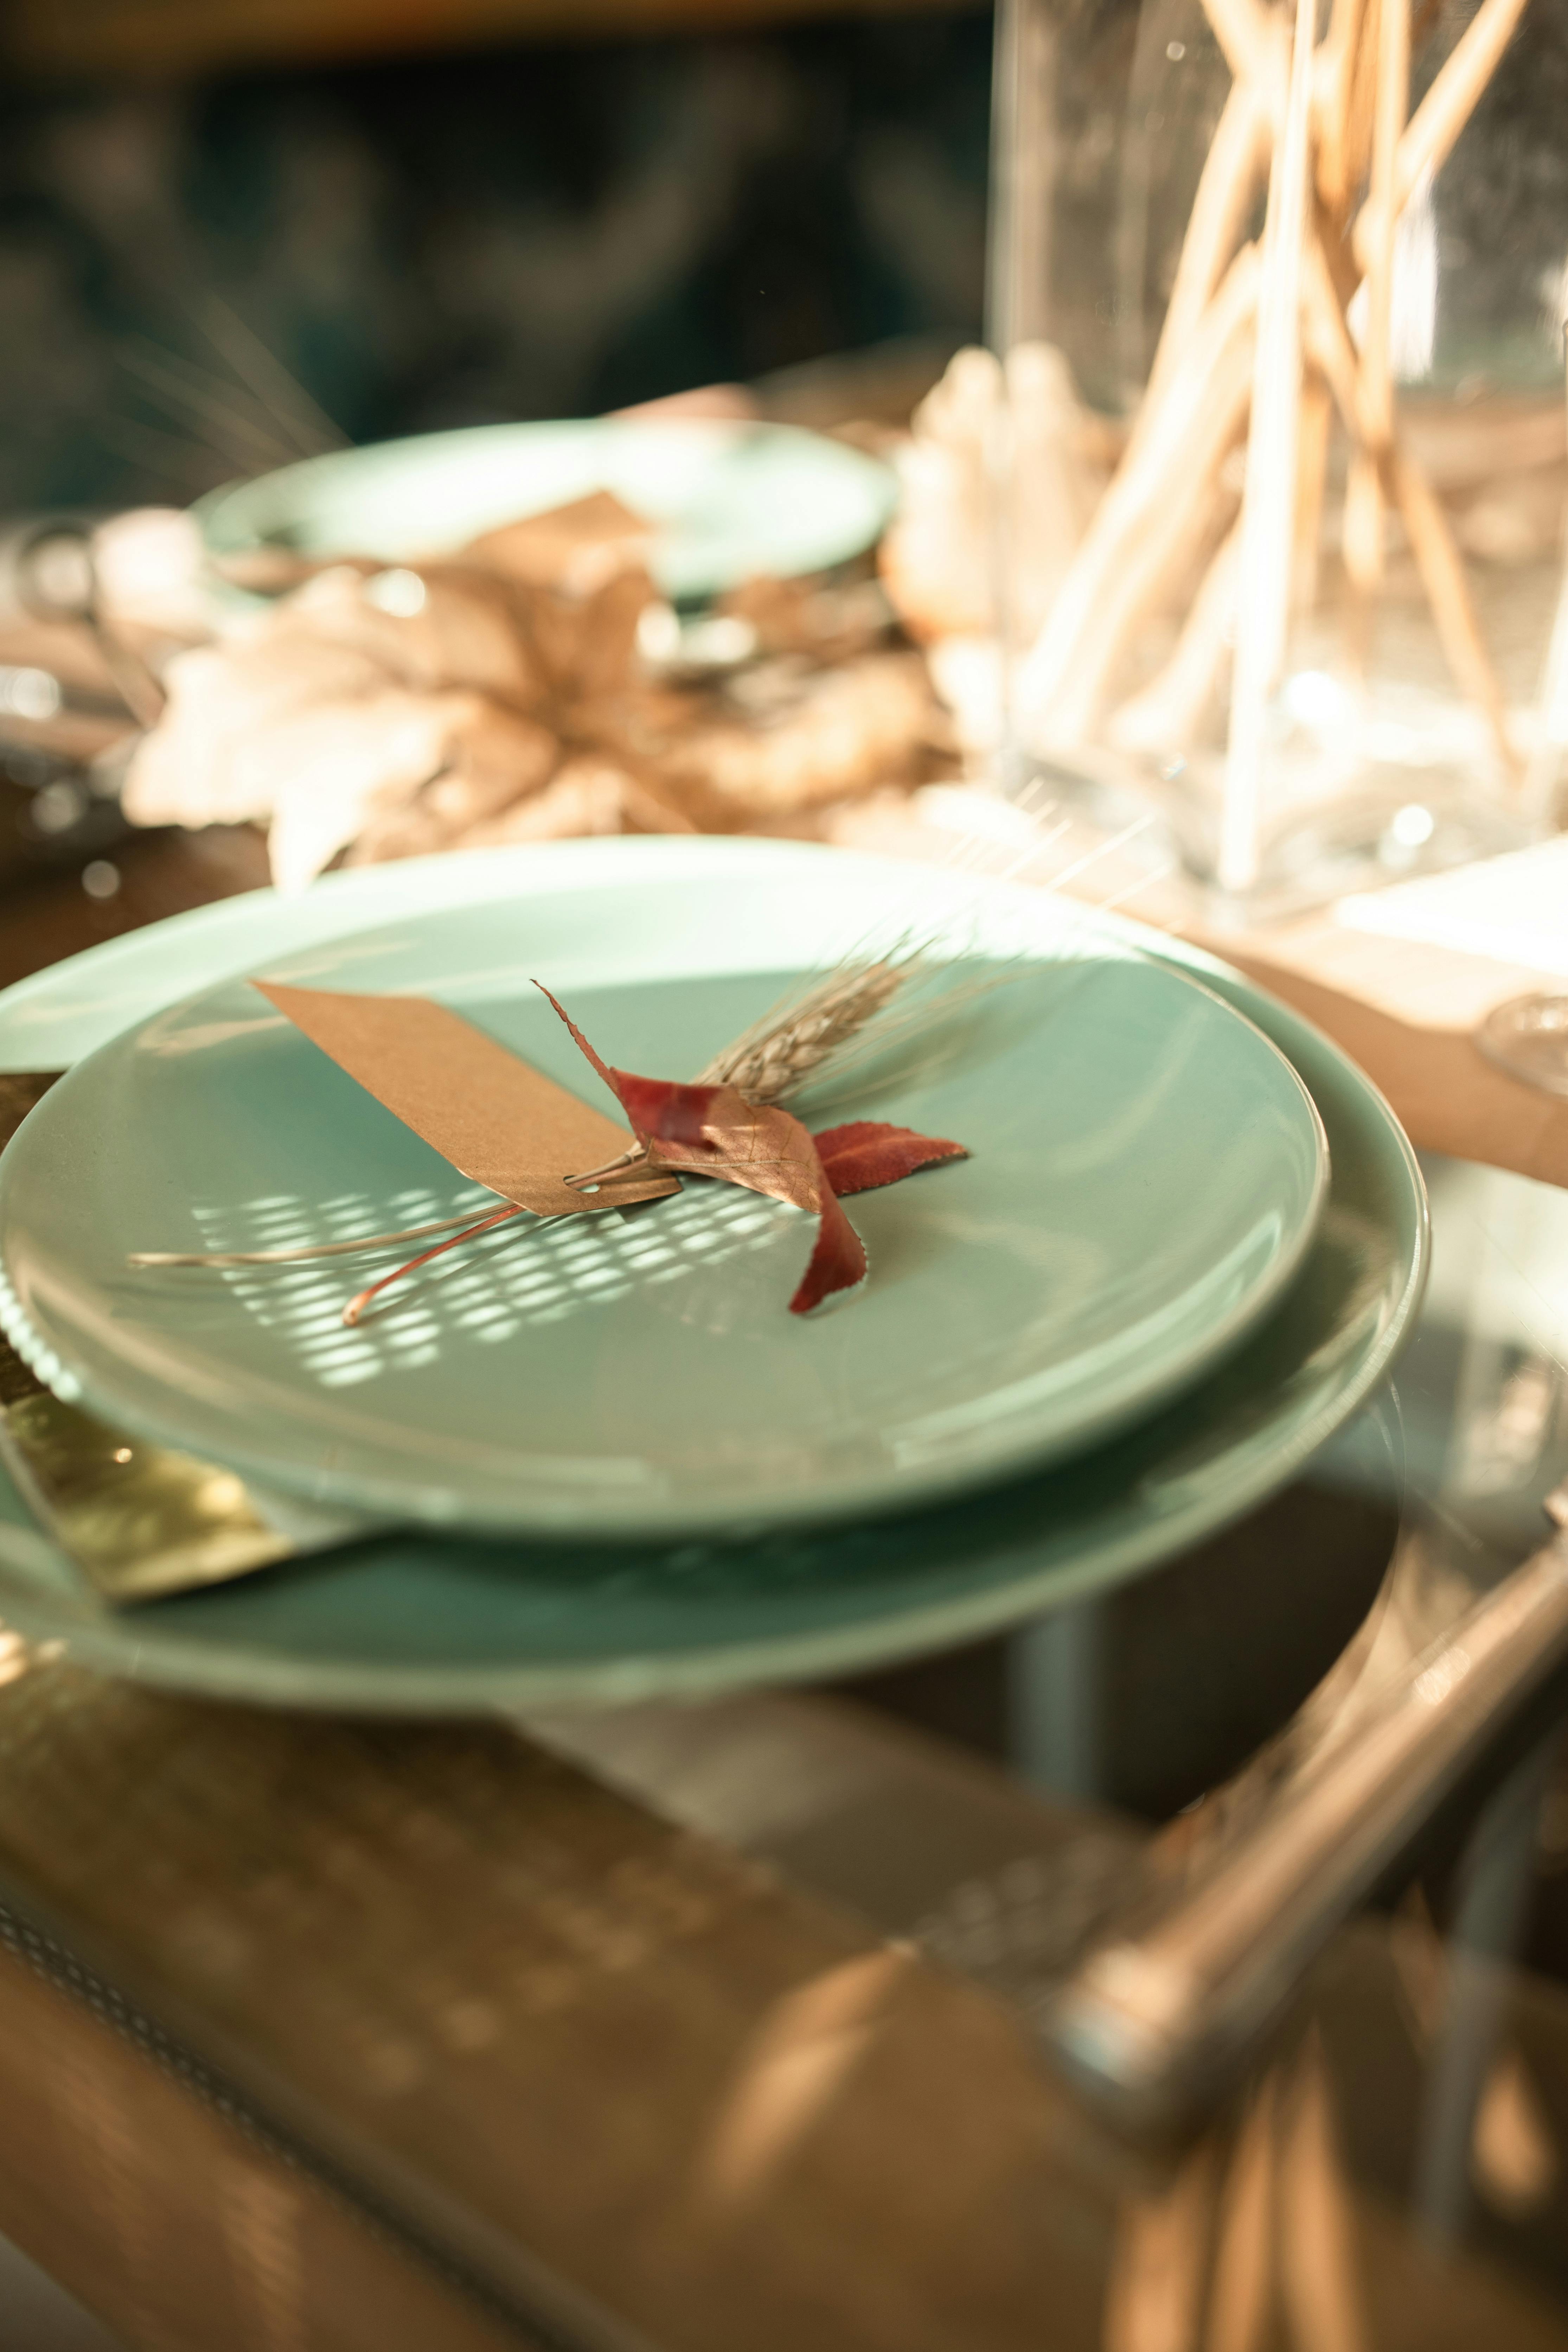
[{"x1": 988, "y1": 0, "x2": 1568, "y2": 908}]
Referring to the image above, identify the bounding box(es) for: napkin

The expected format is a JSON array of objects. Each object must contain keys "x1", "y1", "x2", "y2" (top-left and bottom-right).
[
  {"x1": 254, "y1": 983, "x2": 678, "y2": 1216},
  {"x1": 1206, "y1": 845, "x2": 1568, "y2": 1195}
]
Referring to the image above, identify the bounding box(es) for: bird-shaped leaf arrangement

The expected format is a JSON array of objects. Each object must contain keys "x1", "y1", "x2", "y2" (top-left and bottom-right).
[{"x1": 538, "y1": 986, "x2": 967, "y2": 1314}]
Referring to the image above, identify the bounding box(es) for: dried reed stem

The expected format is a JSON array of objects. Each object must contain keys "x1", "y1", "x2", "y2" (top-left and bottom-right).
[
  {"x1": 1293, "y1": 371, "x2": 1334, "y2": 614},
  {"x1": 1364, "y1": 0, "x2": 1408, "y2": 432},
  {"x1": 1343, "y1": 0, "x2": 1408, "y2": 598},
  {"x1": 1337, "y1": 0, "x2": 1526, "y2": 268},
  {"x1": 1143, "y1": 82, "x2": 1270, "y2": 415},
  {"x1": 1220, "y1": 0, "x2": 1316, "y2": 894},
  {"x1": 342, "y1": 1204, "x2": 524, "y2": 1328},
  {"x1": 1359, "y1": 0, "x2": 1529, "y2": 263},
  {"x1": 1200, "y1": 0, "x2": 1285, "y2": 115},
  {"x1": 1527, "y1": 334, "x2": 1568, "y2": 812},
  {"x1": 1314, "y1": 0, "x2": 1369, "y2": 213},
  {"x1": 1340, "y1": 4, "x2": 1383, "y2": 236},
  {"x1": 1018, "y1": 244, "x2": 1259, "y2": 743},
  {"x1": 128, "y1": 1211, "x2": 492, "y2": 1270},
  {"x1": 1043, "y1": 332, "x2": 1253, "y2": 745},
  {"x1": 1302, "y1": 236, "x2": 1371, "y2": 428},
  {"x1": 1341, "y1": 449, "x2": 1385, "y2": 602},
  {"x1": 1303, "y1": 236, "x2": 1521, "y2": 780},
  {"x1": 1389, "y1": 446, "x2": 1523, "y2": 780},
  {"x1": 1107, "y1": 518, "x2": 1242, "y2": 754}
]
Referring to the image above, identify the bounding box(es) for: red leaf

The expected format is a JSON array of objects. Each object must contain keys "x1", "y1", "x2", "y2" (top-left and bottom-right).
[
  {"x1": 618, "y1": 1074, "x2": 727, "y2": 1149},
  {"x1": 534, "y1": 984, "x2": 726, "y2": 1152},
  {"x1": 787, "y1": 1170, "x2": 868, "y2": 1315},
  {"x1": 536, "y1": 987, "x2": 965, "y2": 1315},
  {"x1": 814, "y1": 1121, "x2": 968, "y2": 1198}
]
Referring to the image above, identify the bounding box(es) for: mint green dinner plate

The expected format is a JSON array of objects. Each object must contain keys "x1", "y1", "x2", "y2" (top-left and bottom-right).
[
  {"x1": 0, "y1": 857, "x2": 1326, "y2": 1539},
  {"x1": 196, "y1": 419, "x2": 897, "y2": 604},
  {"x1": 0, "y1": 840, "x2": 1425, "y2": 1712}
]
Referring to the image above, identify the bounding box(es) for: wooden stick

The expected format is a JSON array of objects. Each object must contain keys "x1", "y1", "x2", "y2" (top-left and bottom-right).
[
  {"x1": 1035, "y1": 333, "x2": 1253, "y2": 744},
  {"x1": 1340, "y1": 4, "x2": 1383, "y2": 237},
  {"x1": 1314, "y1": 0, "x2": 1369, "y2": 217},
  {"x1": 1341, "y1": 452, "x2": 1385, "y2": 599},
  {"x1": 1396, "y1": 0, "x2": 1529, "y2": 205},
  {"x1": 1107, "y1": 519, "x2": 1243, "y2": 754},
  {"x1": 1410, "y1": 0, "x2": 1445, "y2": 53},
  {"x1": 1344, "y1": 0, "x2": 1408, "y2": 595},
  {"x1": 1199, "y1": 0, "x2": 1376, "y2": 230},
  {"x1": 1302, "y1": 236, "x2": 1373, "y2": 429},
  {"x1": 1302, "y1": 237, "x2": 1522, "y2": 781},
  {"x1": 1364, "y1": 0, "x2": 1408, "y2": 454},
  {"x1": 1351, "y1": 0, "x2": 1530, "y2": 270},
  {"x1": 1220, "y1": 0, "x2": 1316, "y2": 894},
  {"x1": 1144, "y1": 81, "x2": 1269, "y2": 414},
  {"x1": 1017, "y1": 244, "x2": 1260, "y2": 739},
  {"x1": 1390, "y1": 445, "x2": 1524, "y2": 781},
  {"x1": 1200, "y1": 0, "x2": 1284, "y2": 110},
  {"x1": 1293, "y1": 370, "x2": 1334, "y2": 614},
  {"x1": 1525, "y1": 333, "x2": 1568, "y2": 814}
]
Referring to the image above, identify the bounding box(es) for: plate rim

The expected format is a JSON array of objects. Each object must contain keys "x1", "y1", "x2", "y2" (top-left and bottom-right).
[
  {"x1": 193, "y1": 416, "x2": 898, "y2": 603},
  {"x1": 0, "y1": 900, "x2": 1330, "y2": 1538}
]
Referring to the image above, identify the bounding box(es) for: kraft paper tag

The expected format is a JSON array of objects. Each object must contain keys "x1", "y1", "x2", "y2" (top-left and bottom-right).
[{"x1": 254, "y1": 982, "x2": 679, "y2": 1217}]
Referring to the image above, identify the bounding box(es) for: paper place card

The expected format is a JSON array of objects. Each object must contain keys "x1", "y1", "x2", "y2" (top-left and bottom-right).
[{"x1": 255, "y1": 982, "x2": 679, "y2": 1217}]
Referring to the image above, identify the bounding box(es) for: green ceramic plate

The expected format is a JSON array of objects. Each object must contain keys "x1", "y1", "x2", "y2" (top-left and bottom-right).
[
  {"x1": 195, "y1": 419, "x2": 898, "y2": 604},
  {"x1": 0, "y1": 839, "x2": 1426, "y2": 1712},
  {"x1": 0, "y1": 865, "x2": 1326, "y2": 1538}
]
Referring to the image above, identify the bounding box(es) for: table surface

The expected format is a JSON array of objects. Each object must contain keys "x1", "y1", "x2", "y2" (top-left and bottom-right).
[{"x1": 3, "y1": 834, "x2": 1568, "y2": 2351}]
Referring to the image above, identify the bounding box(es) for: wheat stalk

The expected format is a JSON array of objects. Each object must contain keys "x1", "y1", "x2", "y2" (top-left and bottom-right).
[{"x1": 696, "y1": 956, "x2": 911, "y2": 1104}]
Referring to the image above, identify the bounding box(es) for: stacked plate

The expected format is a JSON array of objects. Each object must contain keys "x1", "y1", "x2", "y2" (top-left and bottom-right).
[
  {"x1": 195, "y1": 416, "x2": 899, "y2": 606},
  {"x1": 0, "y1": 838, "x2": 1427, "y2": 1712}
]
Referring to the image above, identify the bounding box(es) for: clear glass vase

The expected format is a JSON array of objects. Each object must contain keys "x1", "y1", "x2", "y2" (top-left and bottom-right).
[{"x1": 989, "y1": 0, "x2": 1568, "y2": 908}]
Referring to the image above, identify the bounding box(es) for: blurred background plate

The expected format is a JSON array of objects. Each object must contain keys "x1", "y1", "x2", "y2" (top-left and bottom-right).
[{"x1": 194, "y1": 419, "x2": 898, "y2": 604}]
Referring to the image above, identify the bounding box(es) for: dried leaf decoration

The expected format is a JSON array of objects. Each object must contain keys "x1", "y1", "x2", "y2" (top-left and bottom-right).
[
  {"x1": 813, "y1": 1121, "x2": 968, "y2": 1197},
  {"x1": 537, "y1": 986, "x2": 967, "y2": 1315},
  {"x1": 130, "y1": 972, "x2": 971, "y2": 1326}
]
